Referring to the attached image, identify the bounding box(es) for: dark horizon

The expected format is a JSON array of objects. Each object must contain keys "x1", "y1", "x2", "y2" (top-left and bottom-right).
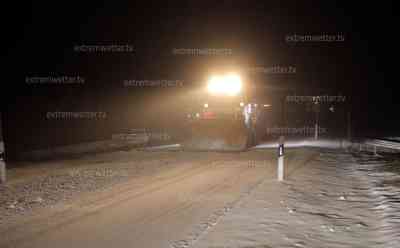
[{"x1": 4, "y1": 1, "x2": 399, "y2": 159}]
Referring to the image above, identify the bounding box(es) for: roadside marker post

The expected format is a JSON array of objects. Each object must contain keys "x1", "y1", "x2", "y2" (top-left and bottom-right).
[
  {"x1": 277, "y1": 136, "x2": 285, "y2": 181},
  {"x1": 314, "y1": 123, "x2": 318, "y2": 140},
  {"x1": 0, "y1": 146, "x2": 5, "y2": 184},
  {"x1": 0, "y1": 113, "x2": 5, "y2": 184},
  {"x1": 0, "y1": 159, "x2": 5, "y2": 184}
]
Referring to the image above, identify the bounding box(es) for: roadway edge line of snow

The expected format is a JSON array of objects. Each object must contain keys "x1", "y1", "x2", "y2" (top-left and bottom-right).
[{"x1": 171, "y1": 163, "x2": 273, "y2": 248}]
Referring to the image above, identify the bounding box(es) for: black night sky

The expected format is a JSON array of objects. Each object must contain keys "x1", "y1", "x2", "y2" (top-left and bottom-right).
[{"x1": 4, "y1": 1, "x2": 399, "y2": 159}]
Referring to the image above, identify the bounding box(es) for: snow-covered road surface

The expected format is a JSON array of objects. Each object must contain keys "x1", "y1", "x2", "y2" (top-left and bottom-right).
[
  {"x1": 0, "y1": 147, "x2": 399, "y2": 248},
  {"x1": 193, "y1": 150, "x2": 400, "y2": 248},
  {"x1": 0, "y1": 150, "x2": 275, "y2": 248}
]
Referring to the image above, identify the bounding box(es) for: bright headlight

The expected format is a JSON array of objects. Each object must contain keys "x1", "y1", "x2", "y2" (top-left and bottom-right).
[{"x1": 207, "y1": 74, "x2": 242, "y2": 96}]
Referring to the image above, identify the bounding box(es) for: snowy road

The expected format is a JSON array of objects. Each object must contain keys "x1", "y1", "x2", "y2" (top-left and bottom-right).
[
  {"x1": 1, "y1": 150, "x2": 276, "y2": 248},
  {"x1": 193, "y1": 150, "x2": 400, "y2": 248},
  {"x1": 0, "y1": 147, "x2": 399, "y2": 248}
]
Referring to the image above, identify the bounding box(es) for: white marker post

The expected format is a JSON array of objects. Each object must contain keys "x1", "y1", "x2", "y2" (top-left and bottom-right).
[
  {"x1": 0, "y1": 158, "x2": 5, "y2": 184},
  {"x1": 277, "y1": 136, "x2": 285, "y2": 181},
  {"x1": 0, "y1": 113, "x2": 5, "y2": 184},
  {"x1": 0, "y1": 141, "x2": 6, "y2": 184},
  {"x1": 0, "y1": 142, "x2": 5, "y2": 184},
  {"x1": 314, "y1": 123, "x2": 318, "y2": 140},
  {"x1": 374, "y1": 145, "x2": 378, "y2": 156}
]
